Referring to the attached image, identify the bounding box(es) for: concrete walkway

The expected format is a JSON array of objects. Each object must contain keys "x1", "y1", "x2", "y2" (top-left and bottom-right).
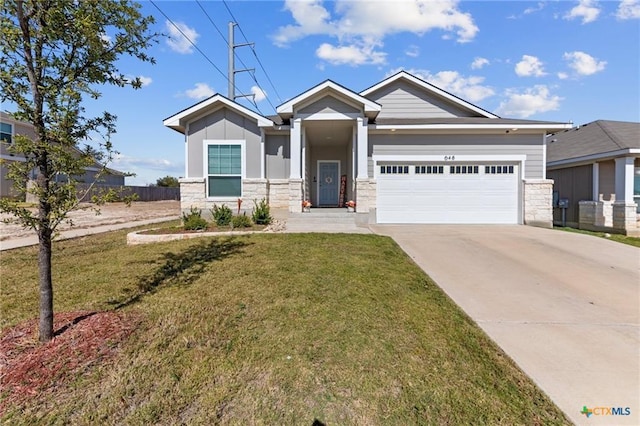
[
  {"x1": 372, "y1": 224, "x2": 639, "y2": 426},
  {"x1": 0, "y1": 216, "x2": 178, "y2": 251}
]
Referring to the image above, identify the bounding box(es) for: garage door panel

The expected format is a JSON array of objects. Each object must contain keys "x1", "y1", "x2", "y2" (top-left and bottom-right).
[{"x1": 377, "y1": 163, "x2": 519, "y2": 224}]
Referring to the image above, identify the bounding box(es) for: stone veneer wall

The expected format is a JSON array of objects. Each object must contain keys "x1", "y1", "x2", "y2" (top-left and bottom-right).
[
  {"x1": 355, "y1": 178, "x2": 376, "y2": 224},
  {"x1": 577, "y1": 198, "x2": 638, "y2": 235},
  {"x1": 523, "y1": 179, "x2": 553, "y2": 228},
  {"x1": 612, "y1": 202, "x2": 638, "y2": 234},
  {"x1": 179, "y1": 177, "x2": 268, "y2": 218},
  {"x1": 288, "y1": 179, "x2": 303, "y2": 213},
  {"x1": 266, "y1": 179, "x2": 290, "y2": 209}
]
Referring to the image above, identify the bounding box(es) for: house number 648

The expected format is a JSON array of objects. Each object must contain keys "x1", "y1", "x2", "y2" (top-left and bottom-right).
[{"x1": 444, "y1": 155, "x2": 455, "y2": 161}]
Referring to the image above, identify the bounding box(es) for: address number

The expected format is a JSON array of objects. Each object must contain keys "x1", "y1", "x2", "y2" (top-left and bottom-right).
[{"x1": 444, "y1": 155, "x2": 455, "y2": 161}]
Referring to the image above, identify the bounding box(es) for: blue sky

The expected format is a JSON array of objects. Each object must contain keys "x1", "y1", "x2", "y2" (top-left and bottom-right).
[{"x1": 64, "y1": 1, "x2": 640, "y2": 185}]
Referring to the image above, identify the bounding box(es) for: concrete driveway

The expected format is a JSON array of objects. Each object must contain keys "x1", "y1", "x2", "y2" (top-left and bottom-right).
[{"x1": 372, "y1": 224, "x2": 639, "y2": 426}]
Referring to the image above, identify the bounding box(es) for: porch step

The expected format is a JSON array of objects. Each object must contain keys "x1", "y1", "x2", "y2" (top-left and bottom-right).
[{"x1": 284, "y1": 211, "x2": 370, "y2": 233}]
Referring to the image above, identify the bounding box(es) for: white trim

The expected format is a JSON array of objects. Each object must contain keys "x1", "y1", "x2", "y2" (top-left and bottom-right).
[
  {"x1": 0, "y1": 154, "x2": 27, "y2": 162},
  {"x1": 357, "y1": 117, "x2": 368, "y2": 179},
  {"x1": 592, "y1": 163, "x2": 599, "y2": 201},
  {"x1": 547, "y1": 148, "x2": 640, "y2": 168},
  {"x1": 277, "y1": 80, "x2": 381, "y2": 115},
  {"x1": 316, "y1": 160, "x2": 341, "y2": 206},
  {"x1": 296, "y1": 112, "x2": 362, "y2": 121},
  {"x1": 203, "y1": 139, "x2": 246, "y2": 199},
  {"x1": 371, "y1": 123, "x2": 572, "y2": 131},
  {"x1": 373, "y1": 154, "x2": 527, "y2": 181},
  {"x1": 541, "y1": 134, "x2": 547, "y2": 179},
  {"x1": 290, "y1": 118, "x2": 302, "y2": 179},
  {"x1": 164, "y1": 94, "x2": 272, "y2": 133},
  {"x1": 260, "y1": 128, "x2": 265, "y2": 180},
  {"x1": 360, "y1": 71, "x2": 499, "y2": 119},
  {"x1": 184, "y1": 123, "x2": 190, "y2": 179}
]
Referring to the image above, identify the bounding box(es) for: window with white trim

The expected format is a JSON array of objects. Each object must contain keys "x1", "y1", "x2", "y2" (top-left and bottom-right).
[
  {"x1": 485, "y1": 165, "x2": 514, "y2": 174},
  {"x1": 415, "y1": 165, "x2": 444, "y2": 174},
  {"x1": 0, "y1": 122, "x2": 12, "y2": 143},
  {"x1": 380, "y1": 165, "x2": 410, "y2": 174},
  {"x1": 450, "y1": 165, "x2": 479, "y2": 174},
  {"x1": 206, "y1": 142, "x2": 243, "y2": 197}
]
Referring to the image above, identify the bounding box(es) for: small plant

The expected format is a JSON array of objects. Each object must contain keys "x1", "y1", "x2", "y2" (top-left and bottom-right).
[
  {"x1": 231, "y1": 213, "x2": 252, "y2": 228},
  {"x1": 182, "y1": 207, "x2": 208, "y2": 231},
  {"x1": 211, "y1": 204, "x2": 233, "y2": 226},
  {"x1": 252, "y1": 198, "x2": 272, "y2": 225}
]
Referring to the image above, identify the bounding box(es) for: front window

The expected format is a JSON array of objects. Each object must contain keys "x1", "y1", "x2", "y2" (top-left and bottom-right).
[
  {"x1": 0, "y1": 122, "x2": 12, "y2": 143},
  {"x1": 206, "y1": 141, "x2": 243, "y2": 197}
]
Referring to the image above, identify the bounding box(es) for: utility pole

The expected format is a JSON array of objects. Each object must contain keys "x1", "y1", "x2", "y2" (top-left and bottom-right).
[{"x1": 228, "y1": 22, "x2": 255, "y2": 102}]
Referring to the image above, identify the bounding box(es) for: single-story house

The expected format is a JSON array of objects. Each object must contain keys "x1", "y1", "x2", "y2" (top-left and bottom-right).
[
  {"x1": 0, "y1": 111, "x2": 125, "y2": 199},
  {"x1": 164, "y1": 71, "x2": 572, "y2": 226},
  {"x1": 547, "y1": 120, "x2": 640, "y2": 235}
]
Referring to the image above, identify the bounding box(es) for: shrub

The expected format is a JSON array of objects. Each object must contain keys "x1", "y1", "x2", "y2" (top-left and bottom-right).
[
  {"x1": 251, "y1": 198, "x2": 272, "y2": 225},
  {"x1": 182, "y1": 207, "x2": 208, "y2": 231},
  {"x1": 211, "y1": 204, "x2": 233, "y2": 226},
  {"x1": 231, "y1": 213, "x2": 252, "y2": 228}
]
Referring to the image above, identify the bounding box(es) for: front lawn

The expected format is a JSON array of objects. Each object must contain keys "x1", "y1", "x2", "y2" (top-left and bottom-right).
[
  {"x1": 0, "y1": 229, "x2": 569, "y2": 424},
  {"x1": 556, "y1": 226, "x2": 640, "y2": 248}
]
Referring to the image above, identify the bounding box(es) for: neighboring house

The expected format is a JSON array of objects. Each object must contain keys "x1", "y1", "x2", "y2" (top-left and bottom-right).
[
  {"x1": 0, "y1": 111, "x2": 125, "y2": 199},
  {"x1": 164, "y1": 71, "x2": 572, "y2": 226},
  {"x1": 547, "y1": 120, "x2": 640, "y2": 235}
]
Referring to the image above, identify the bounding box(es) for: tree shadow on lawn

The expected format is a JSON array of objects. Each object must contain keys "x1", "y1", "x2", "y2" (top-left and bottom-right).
[{"x1": 112, "y1": 237, "x2": 249, "y2": 310}]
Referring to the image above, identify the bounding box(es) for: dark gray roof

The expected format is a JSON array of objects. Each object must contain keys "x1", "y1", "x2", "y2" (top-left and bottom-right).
[
  {"x1": 547, "y1": 120, "x2": 640, "y2": 163},
  {"x1": 374, "y1": 117, "x2": 567, "y2": 126}
]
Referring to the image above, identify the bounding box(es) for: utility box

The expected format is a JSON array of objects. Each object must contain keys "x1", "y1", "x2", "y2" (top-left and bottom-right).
[{"x1": 558, "y1": 198, "x2": 569, "y2": 208}]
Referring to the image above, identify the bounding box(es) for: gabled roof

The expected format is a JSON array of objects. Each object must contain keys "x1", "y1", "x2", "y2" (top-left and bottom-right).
[
  {"x1": 360, "y1": 70, "x2": 499, "y2": 119},
  {"x1": 163, "y1": 94, "x2": 273, "y2": 134},
  {"x1": 276, "y1": 79, "x2": 381, "y2": 119},
  {"x1": 547, "y1": 120, "x2": 640, "y2": 164}
]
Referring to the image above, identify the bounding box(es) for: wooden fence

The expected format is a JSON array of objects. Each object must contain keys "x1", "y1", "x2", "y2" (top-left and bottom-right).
[{"x1": 76, "y1": 184, "x2": 180, "y2": 202}]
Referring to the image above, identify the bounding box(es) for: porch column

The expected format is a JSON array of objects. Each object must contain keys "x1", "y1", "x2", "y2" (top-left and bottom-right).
[
  {"x1": 357, "y1": 117, "x2": 368, "y2": 179},
  {"x1": 290, "y1": 118, "x2": 301, "y2": 179},
  {"x1": 614, "y1": 157, "x2": 634, "y2": 202},
  {"x1": 592, "y1": 162, "x2": 599, "y2": 201}
]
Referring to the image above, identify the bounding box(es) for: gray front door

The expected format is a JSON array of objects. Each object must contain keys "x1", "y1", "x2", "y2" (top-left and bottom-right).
[{"x1": 318, "y1": 161, "x2": 339, "y2": 206}]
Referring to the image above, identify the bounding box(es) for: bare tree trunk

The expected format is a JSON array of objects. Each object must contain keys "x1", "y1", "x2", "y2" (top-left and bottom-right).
[
  {"x1": 38, "y1": 223, "x2": 53, "y2": 342},
  {"x1": 37, "y1": 165, "x2": 54, "y2": 342}
]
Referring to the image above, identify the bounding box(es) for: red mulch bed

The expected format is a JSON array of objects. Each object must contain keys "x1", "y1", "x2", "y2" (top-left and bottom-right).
[{"x1": 0, "y1": 310, "x2": 140, "y2": 414}]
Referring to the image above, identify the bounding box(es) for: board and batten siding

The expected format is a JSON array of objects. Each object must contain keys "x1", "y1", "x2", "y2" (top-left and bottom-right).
[
  {"x1": 297, "y1": 95, "x2": 361, "y2": 116},
  {"x1": 547, "y1": 164, "x2": 592, "y2": 225},
  {"x1": 265, "y1": 134, "x2": 290, "y2": 179},
  {"x1": 370, "y1": 134, "x2": 544, "y2": 178},
  {"x1": 187, "y1": 108, "x2": 262, "y2": 178},
  {"x1": 366, "y1": 81, "x2": 477, "y2": 119}
]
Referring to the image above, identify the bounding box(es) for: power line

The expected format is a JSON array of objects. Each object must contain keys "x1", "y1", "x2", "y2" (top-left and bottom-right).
[
  {"x1": 149, "y1": 0, "x2": 261, "y2": 113},
  {"x1": 197, "y1": 0, "x2": 278, "y2": 113},
  {"x1": 221, "y1": 0, "x2": 283, "y2": 104}
]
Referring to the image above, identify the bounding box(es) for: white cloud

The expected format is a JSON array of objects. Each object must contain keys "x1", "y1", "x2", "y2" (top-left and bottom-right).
[
  {"x1": 557, "y1": 72, "x2": 569, "y2": 80},
  {"x1": 138, "y1": 76, "x2": 152, "y2": 87},
  {"x1": 471, "y1": 57, "x2": 489, "y2": 70},
  {"x1": 387, "y1": 67, "x2": 495, "y2": 103},
  {"x1": 316, "y1": 42, "x2": 386, "y2": 66},
  {"x1": 563, "y1": 51, "x2": 606, "y2": 75},
  {"x1": 524, "y1": 2, "x2": 546, "y2": 15},
  {"x1": 184, "y1": 83, "x2": 215, "y2": 100},
  {"x1": 515, "y1": 55, "x2": 546, "y2": 77},
  {"x1": 166, "y1": 20, "x2": 199, "y2": 54},
  {"x1": 251, "y1": 86, "x2": 267, "y2": 102},
  {"x1": 616, "y1": 0, "x2": 640, "y2": 19},
  {"x1": 274, "y1": 0, "x2": 478, "y2": 66},
  {"x1": 111, "y1": 154, "x2": 184, "y2": 186},
  {"x1": 405, "y1": 45, "x2": 420, "y2": 58},
  {"x1": 564, "y1": 0, "x2": 600, "y2": 24},
  {"x1": 100, "y1": 33, "x2": 112, "y2": 45},
  {"x1": 497, "y1": 85, "x2": 562, "y2": 118}
]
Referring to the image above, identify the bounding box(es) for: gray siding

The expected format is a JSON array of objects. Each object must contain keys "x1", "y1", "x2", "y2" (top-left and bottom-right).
[
  {"x1": 370, "y1": 134, "x2": 544, "y2": 178},
  {"x1": 265, "y1": 134, "x2": 289, "y2": 179},
  {"x1": 598, "y1": 160, "x2": 615, "y2": 201},
  {"x1": 297, "y1": 95, "x2": 361, "y2": 116},
  {"x1": 366, "y1": 80, "x2": 477, "y2": 119},
  {"x1": 187, "y1": 107, "x2": 262, "y2": 178},
  {"x1": 548, "y1": 165, "x2": 592, "y2": 225}
]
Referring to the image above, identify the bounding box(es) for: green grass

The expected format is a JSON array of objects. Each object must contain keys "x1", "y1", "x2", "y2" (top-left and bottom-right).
[
  {"x1": 1, "y1": 228, "x2": 569, "y2": 424},
  {"x1": 556, "y1": 226, "x2": 640, "y2": 247}
]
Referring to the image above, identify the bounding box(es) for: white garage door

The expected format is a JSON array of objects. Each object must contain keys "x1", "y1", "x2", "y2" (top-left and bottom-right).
[{"x1": 376, "y1": 163, "x2": 519, "y2": 224}]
